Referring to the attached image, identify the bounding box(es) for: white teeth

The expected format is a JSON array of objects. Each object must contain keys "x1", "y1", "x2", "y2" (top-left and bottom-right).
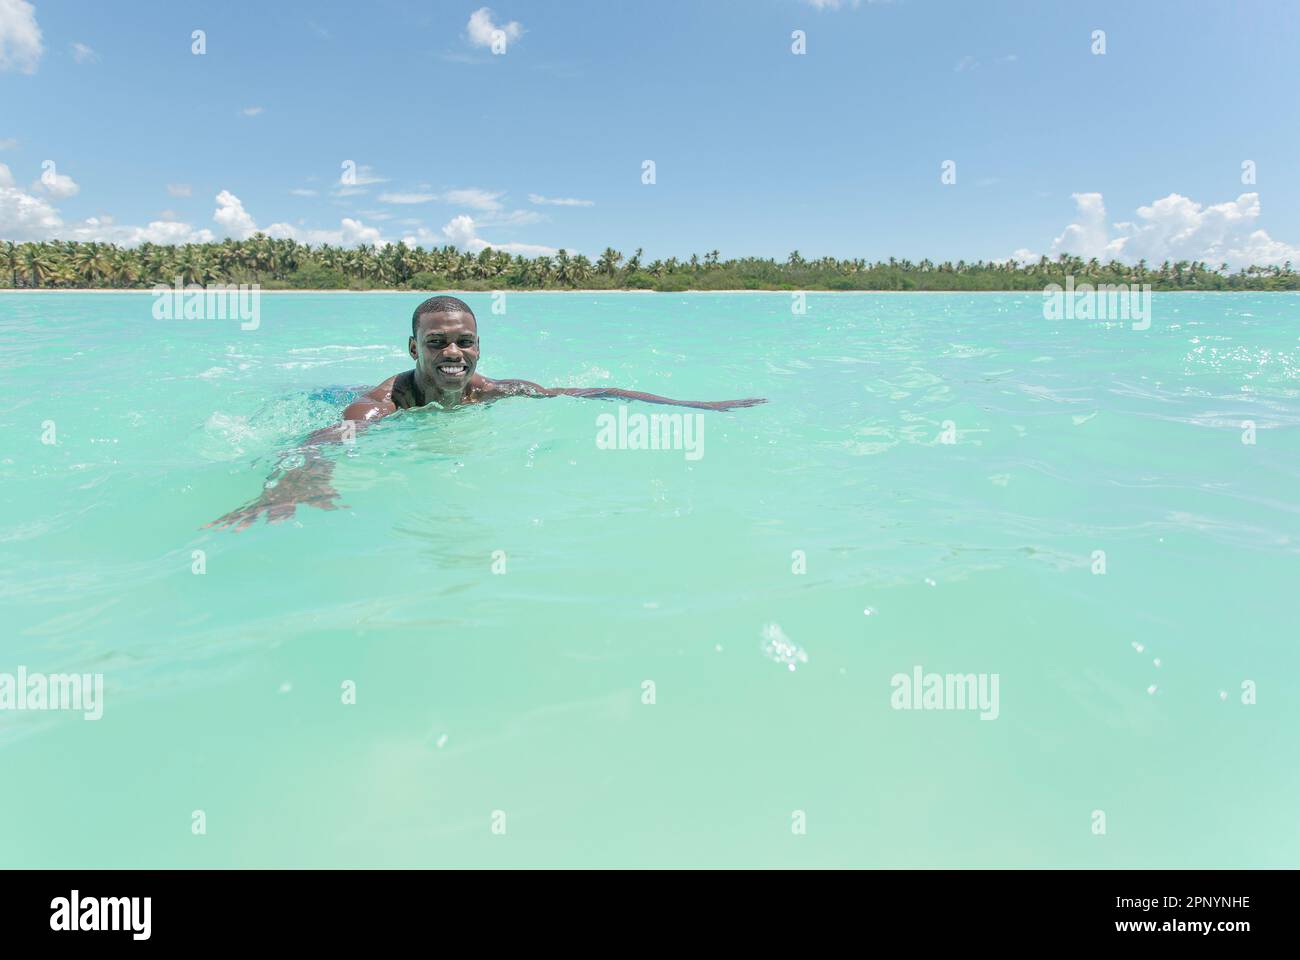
[{"x1": 439, "y1": 364, "x2": 466, "y2": 374}]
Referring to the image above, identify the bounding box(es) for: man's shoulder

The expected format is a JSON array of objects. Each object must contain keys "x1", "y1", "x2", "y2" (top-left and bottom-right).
[
  {"x1": 476, "y1": 376, "x2": 547, "y2": 398},
  {"x1": 341, "y1": 374, "x2": 402, "y2": 420},
  {"x1": 368, "y1": 373, "x2": 401, "y2": 397},
  {"x1": 473, "y1": 375, "x2": 508, "y2": 399}
]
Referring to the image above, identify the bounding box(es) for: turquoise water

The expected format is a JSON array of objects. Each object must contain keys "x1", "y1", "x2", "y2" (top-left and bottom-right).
[{"x1": 1, "y1": 291, "x2": 1297, "y2": 868}]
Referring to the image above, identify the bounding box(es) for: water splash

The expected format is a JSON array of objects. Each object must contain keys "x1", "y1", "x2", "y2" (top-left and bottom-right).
[{"x1": 760, "y1": 622, "x2": 808, "y2": 672}]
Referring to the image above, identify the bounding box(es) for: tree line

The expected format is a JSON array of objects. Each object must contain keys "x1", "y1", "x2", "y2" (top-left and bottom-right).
[{"x1": 3, "y1": 237, "x2": 1297, "y2": 291}]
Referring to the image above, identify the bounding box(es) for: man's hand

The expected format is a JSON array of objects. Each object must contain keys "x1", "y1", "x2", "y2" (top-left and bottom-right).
[
  {"x1": 204, "y1": 393, "x2": 391, "y2": 532},
  {"x1": 695, "y1": 397, "x2": 768, "y2": 410},
  {"x1": 205, "y1": 459, "x2": 344, "y2": 532}
]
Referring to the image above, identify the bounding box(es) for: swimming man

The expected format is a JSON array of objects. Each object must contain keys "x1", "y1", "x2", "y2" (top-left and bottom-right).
[{"x1": 207, "y1": 296, "x2": 766, "y2": 529}]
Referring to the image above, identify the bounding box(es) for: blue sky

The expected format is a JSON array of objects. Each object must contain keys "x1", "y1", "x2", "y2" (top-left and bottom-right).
[{"x1": 3, "y1": 0, "x2": 1299, "y2": 266}]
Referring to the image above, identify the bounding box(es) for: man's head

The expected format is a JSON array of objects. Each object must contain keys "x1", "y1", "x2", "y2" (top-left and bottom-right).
[{"x1": 409, "y1": 295, "x2": 479, "y2": 393}]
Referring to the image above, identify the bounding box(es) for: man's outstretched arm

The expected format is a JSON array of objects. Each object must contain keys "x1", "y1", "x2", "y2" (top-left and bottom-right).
[
  {"x1": 487, "y1": 380, "x2": 767, "y2": 411},
  {"x1": 205, "y1": 382, "x2": 398, "y2": 531}
]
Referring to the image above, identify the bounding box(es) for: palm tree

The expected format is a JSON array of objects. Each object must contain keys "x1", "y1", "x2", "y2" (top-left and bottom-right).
[
  {"x1": 248, "y1": 234, "x2": 273, "y2": 275},
  {"x1": 553, "y1": 249, "x2": 573, "y2": 286},
  {"x1": 596, "y1": 247, "x2": 623, "y2": 276},
  {"x1": 71, "y1": 244, "x2": 106, "y2": 286},
  {"x1": 22, "y1": 244, "x2": 54, "y2": 288},
  {"x1": 175, "y1": 246, "x2": 204, "y2": 286},
  {"x1": 571, "y1": 254, "x2": 594, "y2": 287},
  {"x1": 2, "y1": 241, "x2": 18, "y2": 288},
  {"x1": 109, "y1": 249, "x2": 138, "y2": 288},
  {"x1": 50, "y1": 262, "x2": 79, "y2": 287}
]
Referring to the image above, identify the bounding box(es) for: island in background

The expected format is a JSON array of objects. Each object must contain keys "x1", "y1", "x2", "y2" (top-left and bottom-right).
[{"x1": 3, "y1": 238, "x2": 1297, "y2": 292}]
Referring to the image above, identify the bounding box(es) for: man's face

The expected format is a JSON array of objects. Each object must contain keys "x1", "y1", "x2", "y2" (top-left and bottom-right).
[{"x1": 410, "y1": 310, "x2": 479, "y2": 391}]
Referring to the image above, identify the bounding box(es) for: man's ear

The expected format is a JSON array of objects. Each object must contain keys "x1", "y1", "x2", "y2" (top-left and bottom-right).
[{"x1": 408, "y1": 335, "x2": 417, "y2": 361}]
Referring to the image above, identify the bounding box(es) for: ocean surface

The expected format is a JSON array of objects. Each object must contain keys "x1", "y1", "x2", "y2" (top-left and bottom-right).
[{"x1": 1, "y1": 291, "x2": 1296, "y2": 867}]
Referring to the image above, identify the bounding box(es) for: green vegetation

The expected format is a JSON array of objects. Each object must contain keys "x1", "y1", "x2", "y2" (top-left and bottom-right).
[{"x1": 2, "y1": 237, "x2": 1297, "y2": 291}]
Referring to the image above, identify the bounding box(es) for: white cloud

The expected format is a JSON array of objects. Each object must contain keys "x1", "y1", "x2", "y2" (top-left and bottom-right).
[
  {"x1": 477, "y1": 208, "x2": 542, "y2": 227},
  {"x1": 0, "y1": 162, "x2": 61, "y2": 239},
  {"x1": 529, "y1": 193, "x2": 594, "y2": 207},
  {"x1": 213, "y1": 189, "x2": 383, "y2": 247},
  {"x1": 321, "y1": 218, "x2": 385, "y2": 247},
  {"x1": 340, "y1": 164, "x2": 386, "y2": 186},
  {"x1": 167, "y1": 183, "x2": 192, "y2": 197},
  {"x1": 0, "y1": 138, "x2": 16, "y2": 150},
  {"x1": 71, "y1": 41, "x2": 98, "y2": 64},
  {"x1": 0, "y1": 162, "x2": 212, "y2": 244},
  {"x1": 331, "y1": 164, "x2": 387, "y2": 197},
  {"x1": 440, "y1": 215, "x2": 477, "y2": 247},
  {"x1": 34, "y1": 167, "x2": 78, "y2": 199},
  {"x1": 466, "y1": 7, "x2": 523, "y2": 48},
  {"x1": 439, "y1": 213, "x2": 555, "y2": 256},
  {"x1": 214, "y1": 190, "x2": 259, "y2": 240},
  {"x1": 398, "y1": 226, "x2": 443, "y2": 247},
  {"x1": 0, "y1": 0, "x2": 42, "y2": 73},
  {"x1": 1040, "y1": 191, "x2": 1300, "y2": 269},
  {"x1": 378, "y1": 187, "x2": 508, "y2": 211},
  {"x1": 270, "y1": 217, "x2": 384, "y2": 248},
  {"x1": 241, "y1": 106, "x2": 264, "y2": 117},
  {"x1": 63, "y1": 217, "x2": 214, "y2": 246},
  {"x1": 1049, "y1": 192, "x2": 1113, "y2": 260},
  {"x1": 378, "y1": 192, "x2": 437, "y2": 204},
  {"x1": 442, "y1": 187, "x2": 503, "y2": 211},
  {"x1": 1, "y1": 167, "x2": 524, "y2": 253},
  {"x1": 802, "y1": 0, "x2": 890, "y2": 9}
]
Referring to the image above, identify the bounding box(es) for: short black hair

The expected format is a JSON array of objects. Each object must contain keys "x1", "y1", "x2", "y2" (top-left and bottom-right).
[{"x1": 412, "y1": 295, "x2": 475, "y2": 336}]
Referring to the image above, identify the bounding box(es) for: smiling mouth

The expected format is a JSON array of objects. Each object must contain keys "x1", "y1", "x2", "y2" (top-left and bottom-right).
[{"x1": 437, "y1": 363, "x2": 468, "y2": 377}]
